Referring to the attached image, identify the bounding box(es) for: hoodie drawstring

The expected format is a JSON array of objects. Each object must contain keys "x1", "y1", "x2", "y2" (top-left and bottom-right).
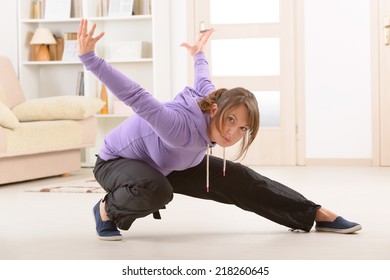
[
  {"x1": 223, "y1": 147, "x2": 226, "y2": 176},
  {"x1": 206, "y1": 145, "x2": 210, "y2": 192},
  {"x1": 206, "y1": 145, "x2": 226, "y2": 193}
]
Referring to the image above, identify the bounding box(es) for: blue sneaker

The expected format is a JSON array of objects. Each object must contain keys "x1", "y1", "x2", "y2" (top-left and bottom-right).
[
  {"x1": 315, "y1": 216, "x2": 362, "y2": 234},
  {"x1": 93, "y1": 200, "x2": 122, "y2": 241}
]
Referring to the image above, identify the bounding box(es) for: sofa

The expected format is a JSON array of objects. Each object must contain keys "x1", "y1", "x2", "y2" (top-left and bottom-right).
[{"x1": 0, "y1": 56, "x2": 104, "y2": 185}]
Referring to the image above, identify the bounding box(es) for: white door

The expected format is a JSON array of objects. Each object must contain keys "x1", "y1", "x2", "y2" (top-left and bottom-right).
[{"x1": 193, "y1": 0, "x2": 297, "y2": 165}]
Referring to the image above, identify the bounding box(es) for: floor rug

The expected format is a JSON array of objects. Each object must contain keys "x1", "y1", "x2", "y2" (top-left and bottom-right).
[{"x1": 26, "y1": 178, "x2": 106, "y2": 193}]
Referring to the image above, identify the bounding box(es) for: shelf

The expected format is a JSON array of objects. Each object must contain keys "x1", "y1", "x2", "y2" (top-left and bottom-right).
[
  {"x1": 21, "y1": 15, "x2": 152, "y2": 24},
  {"x1": 22, "y1": 61, "x2": 82, "y2": 65},
  {"x1": 18, "y1": 0, "x2": 170, "y2": 166},
  {"x1": 95, "y1": 114, "x2": 131, "y2": 118},
  {"x1": 88, "y1": 15, "x2": 152, "y2": 22},
  {"x1": 21, "y1": 18, "x2": 82, "y2": 24},
  {"x1": 107, "y1": 58, "x2": 153, "y2": 63},
  {"x1": 22, "y1": 59, "x2": 152, "y2": 66}
]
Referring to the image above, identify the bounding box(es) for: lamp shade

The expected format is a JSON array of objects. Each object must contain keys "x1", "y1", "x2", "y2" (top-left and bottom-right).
[{"x1": 30, "y1": 28, "x2": 57, "y2": 45}]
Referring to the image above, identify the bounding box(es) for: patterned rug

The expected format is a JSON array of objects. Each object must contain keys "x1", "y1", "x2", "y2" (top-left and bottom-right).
[{"x1": 26, "y1": 178, "x2": 106, "y2": 193}]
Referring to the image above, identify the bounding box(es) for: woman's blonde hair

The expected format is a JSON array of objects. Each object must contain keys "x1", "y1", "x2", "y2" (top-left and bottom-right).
[{"x1": 198, "y1": 87, "x2": 260, "y2": 160}]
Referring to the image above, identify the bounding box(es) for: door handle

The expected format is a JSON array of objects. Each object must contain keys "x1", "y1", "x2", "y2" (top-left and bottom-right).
[
  {"x1": 385, "y1": 16, "x2": 390, "y2": 46},
  {"x1": 199, "y1": 21, "x2": 210, "y2": 33}
]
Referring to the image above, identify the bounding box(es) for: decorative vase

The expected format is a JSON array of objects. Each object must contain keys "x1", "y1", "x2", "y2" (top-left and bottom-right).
[{"x1": 99, "y1": 84, "x2": 109, "y2": 114}]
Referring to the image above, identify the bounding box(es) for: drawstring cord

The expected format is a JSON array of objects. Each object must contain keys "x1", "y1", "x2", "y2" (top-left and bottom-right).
[
  {"x1": 206, "y1": 145, "x2": 227, "y2": 193},
  {"x1": 206, "y1": 145, "x2": 210, "y2": 192},
  {"x1": 223, "y1": 148, "x2": 226, "y2": 176}
]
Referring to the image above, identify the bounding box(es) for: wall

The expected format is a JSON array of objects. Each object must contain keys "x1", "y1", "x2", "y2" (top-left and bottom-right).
[
  {"x1": 0, "y1": 1, "x2": 18, "y2": 71},
  {"x1": 2, "y1": 0, "x2": 373, "y2": 162},
  {"x1": 304, "y1": 0, "x2": 372, "y2": 159},
  {"x1": 170, "y1": 0, "x2": 189, "y2": 96}
]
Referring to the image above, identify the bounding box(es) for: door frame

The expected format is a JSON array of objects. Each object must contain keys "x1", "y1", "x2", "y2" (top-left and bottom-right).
[
  {"x1": 186, "y1": 0, "x2": 306, "y2": 165},
  {"x1": 295, "y1": 0, "x2": 306, "y2": 165},
  {"x1": 371, "y1": 0, "x2": 390, "y2": 166},
  {"x1": 371, "y1": 0, "x2": 380, "y2": 166}
]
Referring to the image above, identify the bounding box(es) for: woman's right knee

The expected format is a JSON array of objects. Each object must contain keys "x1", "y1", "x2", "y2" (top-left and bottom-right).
[
  {"x1": 149, "y1": 179, "x2": 174, "y2": 207},
  {"x1": 95, "y1": 157, "x2": 173, "y2": 208},
  {"x1": 107, "y1": 179, "x2": 173, "y2": 218}
]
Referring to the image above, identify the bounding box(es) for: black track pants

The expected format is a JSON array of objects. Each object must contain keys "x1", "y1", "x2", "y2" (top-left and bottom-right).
[
  {"x1": 167, "y1": 155, "x2": 321, "y2": 232},
  {"x1": 94, "y1": 155, "x2": 320, "y2": 232},
  {"x1": 93, "y1": 156, "x2": 174, "y2": 230}
]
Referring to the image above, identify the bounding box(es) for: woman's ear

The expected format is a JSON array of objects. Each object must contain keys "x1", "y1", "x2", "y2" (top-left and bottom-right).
[{"x1": 209, "y1": 104, "x2": 218, "y2": 118}]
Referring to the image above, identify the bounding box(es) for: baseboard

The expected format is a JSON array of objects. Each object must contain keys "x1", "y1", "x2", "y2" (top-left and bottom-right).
[{"x1": 305, "y1": 158, "x2": 372, "y2": 167}]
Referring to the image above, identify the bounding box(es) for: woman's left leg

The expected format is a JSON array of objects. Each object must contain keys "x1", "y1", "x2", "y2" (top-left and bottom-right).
[{"x1": 167, "y1": 155, "x2": 320, "y2": 232}]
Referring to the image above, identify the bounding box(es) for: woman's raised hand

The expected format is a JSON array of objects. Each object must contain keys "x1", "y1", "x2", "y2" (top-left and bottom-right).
[
  {"x1": 77, "y1": 19, "x2": 105, "y2": 56},
  {"x1": 181, "y1": 28, "x2": 214, "y2": 56}
]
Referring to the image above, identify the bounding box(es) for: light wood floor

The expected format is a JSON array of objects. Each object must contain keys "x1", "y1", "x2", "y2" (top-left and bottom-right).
[{"x1": 0, "y1": 165, "x2": 389, "y2": 260}]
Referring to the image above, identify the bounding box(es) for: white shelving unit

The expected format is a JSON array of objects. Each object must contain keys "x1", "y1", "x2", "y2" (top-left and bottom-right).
[{"x1": 18, "y1": 0, "x2": 171, "y2": 165}]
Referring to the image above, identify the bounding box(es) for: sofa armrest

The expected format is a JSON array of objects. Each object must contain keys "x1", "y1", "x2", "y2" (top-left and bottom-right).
[
  {"x1": 0, "y1": 100, "x2": 20, "y2": 129},
  {"x1": 0, "y1": 127, "x2": 6, "y2": 154},
  {"x1": 12, "y1": 96, "x2": 105, "y2": 122}
]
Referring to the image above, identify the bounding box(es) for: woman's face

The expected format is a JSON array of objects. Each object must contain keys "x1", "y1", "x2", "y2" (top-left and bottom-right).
[{"x1": 209, "y1": 104, "x2": 249, "y2": 147}]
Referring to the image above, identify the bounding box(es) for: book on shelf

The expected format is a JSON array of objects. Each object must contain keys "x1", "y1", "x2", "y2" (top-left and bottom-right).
[
  {"x1": 70, "y1": 0, "x2": 83, "y2": 18},
  {"x1": 44, "y1": 0, "x2": 72, "y2": 20},
  {"x1": 31, "y1": 0, "x2": 83, "y2": 19},
  {"x1": 56, "y1": 37, "x2": 64, "y2": 60},
  {"x1": 108, "y1": 0, "x2": 134, "y2": 17},
  {"x1": 75, "y1": 71, "x2": 84, "y2": 96},
  {"x1": 133, "y1": 0, "x2": 151, "y2": 15},
  {"x1": 61, "y1": 32, "x2": 79, "y2": 61},
  {"x1": 60, "y1": 33, "x2": 78, "y2": 61},
  {"x1": 97, "y1": 0, "x2": 110, "y2": 17},
  {"x1": 62, "y1": 40, "x2": 79, "y2": 61},
  {"x1": 30, "y1": 0, "x2": 44, "y2": 19},
  {"x1": 96, "y1": 0, "x2": 152, "y2": 17},
  {"x1": 64, "y1": 32, "x2": 78, "y2": 40}
]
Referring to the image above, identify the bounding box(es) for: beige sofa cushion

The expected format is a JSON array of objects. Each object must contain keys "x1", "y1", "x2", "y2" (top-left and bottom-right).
[
  {"x1": 13, "y1": 96, "x2": 105, "y2": 122},
  {"x1": 3, "y1": 120, "x2": 84, "y2": 156},
  {"x1": 0, "y1": 100, "x2": 20, "y2": 129}
]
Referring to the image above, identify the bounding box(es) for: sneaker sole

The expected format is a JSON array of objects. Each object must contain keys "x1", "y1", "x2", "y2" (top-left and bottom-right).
[
  {"x1": 315, "y1": 224, "x2": 362, "y2": 234},
  {"x1": 97, "y1": 234, "x2": 123, "y2": 241}
]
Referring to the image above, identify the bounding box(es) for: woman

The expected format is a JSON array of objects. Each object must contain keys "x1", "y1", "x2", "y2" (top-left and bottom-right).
[{"x1": 77, "y1": 20, "x2": 361, "y2": 241}]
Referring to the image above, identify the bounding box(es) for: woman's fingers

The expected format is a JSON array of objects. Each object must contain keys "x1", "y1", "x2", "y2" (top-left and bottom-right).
[
  {"x1": 78, "y1": 19, "x2": 83, "y2": 38},
  {"x1": 77, "y1": 19, "x2": 104, "y2": 55},
  {"x1": 200, "y1": 28, "x2": 214, "y2": 46},
  {"x1": 180, "y1": 42, "x2": 190, "y2": 49},
  {"x1": 83, "y1": 19, "x2": 88, "y2": 36},
  {"x1": 88, "y1": 22, "x2": 96, "y2": 37}
]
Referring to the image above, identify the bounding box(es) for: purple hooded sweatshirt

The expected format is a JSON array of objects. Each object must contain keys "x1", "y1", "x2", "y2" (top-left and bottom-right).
[{"x1": 80, "y1": 51, "x2": 216, "y2": 176}]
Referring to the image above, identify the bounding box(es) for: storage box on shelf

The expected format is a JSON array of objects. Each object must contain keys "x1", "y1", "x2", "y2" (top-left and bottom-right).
[{"x1": 18, "y1": 0, "x2": 171, "y2": 165}]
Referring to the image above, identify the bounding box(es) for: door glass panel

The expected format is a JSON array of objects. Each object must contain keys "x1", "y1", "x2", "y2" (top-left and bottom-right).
[
  {"x1": 210, "y1": 0, "x2": 279, "y2": 24},
  {"x1": 253, "y1": 91, "x2": 280, "y2": 127},
  {"x1": 211, "y1": 38, "x2": 280, "y2": 76}
]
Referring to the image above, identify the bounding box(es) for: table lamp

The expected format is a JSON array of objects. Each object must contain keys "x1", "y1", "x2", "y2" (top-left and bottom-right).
[{"x1": 30, "y1": 28, "x2": 57, "y2": 61}]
